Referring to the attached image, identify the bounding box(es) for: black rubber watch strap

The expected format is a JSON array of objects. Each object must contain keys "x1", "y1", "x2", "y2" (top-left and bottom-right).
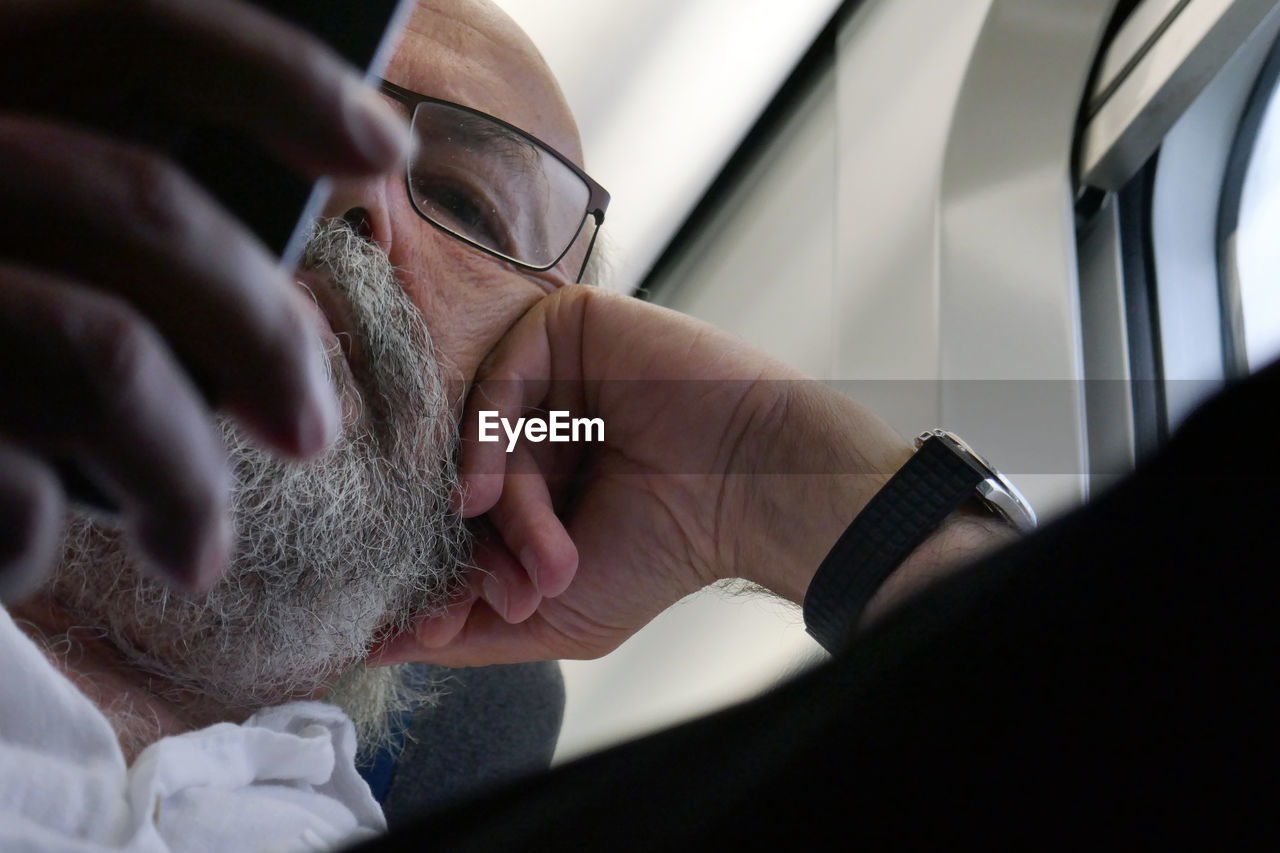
[{"x1": 803, "y1": 436, "x2": 985, "y2": 653}]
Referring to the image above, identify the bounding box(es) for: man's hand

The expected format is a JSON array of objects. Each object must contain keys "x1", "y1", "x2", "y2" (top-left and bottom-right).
[
  {"x1": 0, "y1": 0, "x2": 410, "y2": 601},
  {"x1": 372, "y1": 286, "x2": 935, "y2": 666}
]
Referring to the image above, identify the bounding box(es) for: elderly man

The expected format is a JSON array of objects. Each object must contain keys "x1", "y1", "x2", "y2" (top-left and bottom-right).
[
  {"x1": 4, "y1": 0, "x2": 597, "y2": 740},
  {"x1": 0, "y1": 0, "x2": 615, "y2": 834},
  {"x1": 5, "y1": 0, "x2": 1274, "y2": 849},
  {"x1": 0, "y1": 0, "x2": 971, "y2": 846}
]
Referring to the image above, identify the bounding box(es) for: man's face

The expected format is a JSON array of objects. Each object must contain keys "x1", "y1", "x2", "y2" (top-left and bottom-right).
[
  {"x1": 47, "y1": 0, "x2": 586, "y2": 730},
  {"x1": 323, "y1": 0, "x2": 588, "y2": 401}
]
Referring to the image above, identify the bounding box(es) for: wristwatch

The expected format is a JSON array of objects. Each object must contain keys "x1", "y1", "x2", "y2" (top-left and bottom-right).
[{"x1": 802, "y1": 429, "x2": 1036, "y2": 652}]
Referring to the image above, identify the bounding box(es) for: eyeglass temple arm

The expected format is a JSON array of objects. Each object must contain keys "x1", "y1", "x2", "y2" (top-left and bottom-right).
[{"x1": 575, "y1": 223, "x2": 602, "y2": 284}]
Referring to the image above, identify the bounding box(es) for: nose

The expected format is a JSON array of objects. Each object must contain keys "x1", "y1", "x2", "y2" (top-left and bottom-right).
[
  {"x1": 321, "y1": 177, "x2": 395, "y2": 247},
  {"x1": 342, "y1": 207, "x2": 374, "y2": 240}
]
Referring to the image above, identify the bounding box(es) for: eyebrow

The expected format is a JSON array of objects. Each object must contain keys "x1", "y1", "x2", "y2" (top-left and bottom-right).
[{"x1": 436, "y1": 109, "x2": 540, "y2": 171}]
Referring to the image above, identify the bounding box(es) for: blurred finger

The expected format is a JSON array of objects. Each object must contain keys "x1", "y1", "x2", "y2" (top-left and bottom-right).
[
  {"x1": 0, "y1": 266, "x2": 232, "y2": 588},
  {"x1": 0, "y1": 119, "x2": 339, "y2": 458},
  {"x1": 3, "y1": 0, "x2": 410, "y2": 176},
  {"x1": 0, "y1": 442, "x2": 64, "y2": 604}
]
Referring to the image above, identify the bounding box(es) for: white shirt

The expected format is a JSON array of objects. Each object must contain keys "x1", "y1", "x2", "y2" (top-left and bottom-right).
[{"x1": 0, "y1": 606, "x2": 385, "y2": 853}]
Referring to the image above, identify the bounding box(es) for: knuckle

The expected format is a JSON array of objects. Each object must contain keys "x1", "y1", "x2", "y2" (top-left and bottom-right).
[
  {"x1": 106, "y1": 149, "x2": 200, "y2": 246},
  {"x1": 70, "y1": 300, "x2": 166, "y2": 406}
]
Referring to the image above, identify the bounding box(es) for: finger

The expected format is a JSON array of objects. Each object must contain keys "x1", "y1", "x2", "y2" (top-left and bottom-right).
[
  {"x1": 367, "y1": 530, "x2": 550, "y2": 665},
  {"x1": 412, "y1": 594, "x2": 477, "y2": 648},
  {"x1": 374, "y1": 602, "x2": 559, "y2": 668},
  {"x1": 459, "y1": 372, "x2": 525, "y2": 517},
  {"x1": 472, "y1": 526, "x2": 542, "y2": 624},
  {"x1": 5, "y1": 0, "x2": 410, "y2": 176},
  {"x1": 366, "y1": 584, "x2": 477, "y2": 666},
  {"x1": 388, "y1": 585, "x2": 478, "y2": 656},
  {"x1": 0, "y1": 267, "x2": 232, "y2": 589},
  {"x1": 0, "y1": 442, "x2": 64, "y2": 604},
  {"x1": 460, "y1": 316, "x2": 556, "y2": 517},
  {"x1": 486, "y1": 446, "x2": 579, "y2": 598},
  {"x1": 0, "y1": 120, "x2": 339, "y2": 458}
]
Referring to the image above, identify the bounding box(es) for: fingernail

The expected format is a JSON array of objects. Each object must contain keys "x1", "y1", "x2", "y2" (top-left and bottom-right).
[
  {"x1": 483, "y1": 574, "x2": 508, "y2": 621},
  {"x1": 347, "y1": 80, "x2": 412, "y2": 168},
  {"x1": 520, "y1": 547, "x2": 540, "y2": 591}
]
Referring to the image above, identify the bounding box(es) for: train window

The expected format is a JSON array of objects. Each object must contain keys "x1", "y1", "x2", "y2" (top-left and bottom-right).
[
  {"x1": 1079, "y1": 3, "x2": 1280, "y2": 475},
  {"x1": 1094, "y1": 11, "x2": 1280, "y2": 438},
  {"x1": 1220, "y1": 36, "x2": 1280, "y2": 374}
]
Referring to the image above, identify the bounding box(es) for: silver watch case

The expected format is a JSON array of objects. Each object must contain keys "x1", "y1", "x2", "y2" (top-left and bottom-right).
[{"x1": 914, "y1": 429, "x2": 1038, "y2": 533}]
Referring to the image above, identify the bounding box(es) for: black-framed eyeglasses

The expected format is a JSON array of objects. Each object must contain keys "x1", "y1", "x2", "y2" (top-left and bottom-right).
[{"x1": 379, "y1": 80, "x2": 610, "y2": 282}]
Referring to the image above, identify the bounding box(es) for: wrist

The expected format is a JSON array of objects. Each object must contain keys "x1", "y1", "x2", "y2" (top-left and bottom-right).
[
  {"x1": 718, "y1": 381, "x2": 914, "y2": 604},
  {"x1": 718, "y1": 382, "x2": 1022, "y2": 634},
  {"x1": 857, "y1": 504, "x2": 1016, "y2": 628},
  {"x1": 801, "y1": 428, "x2": 1033, "y2": 649}
]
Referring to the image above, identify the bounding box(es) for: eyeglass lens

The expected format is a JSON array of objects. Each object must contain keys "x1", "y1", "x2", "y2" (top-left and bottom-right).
[{"x1": 407, "y1": 101, "x2": 591, "y2": 270}]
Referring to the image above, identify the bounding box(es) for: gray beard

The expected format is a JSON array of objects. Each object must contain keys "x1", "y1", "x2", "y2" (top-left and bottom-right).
[{"x1": 48, "y1": 220, "x2": 469, "y2": 752}]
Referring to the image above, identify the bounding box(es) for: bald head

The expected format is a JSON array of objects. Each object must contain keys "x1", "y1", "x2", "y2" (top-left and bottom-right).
[{"x1": 391, "y1": 0, "x2": 584, "y2": 166}]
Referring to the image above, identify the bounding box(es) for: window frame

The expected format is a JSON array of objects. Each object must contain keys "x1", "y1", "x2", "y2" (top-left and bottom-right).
[{"x1": 1216, "y1": 29, "x2": 1280, "y2": 378}]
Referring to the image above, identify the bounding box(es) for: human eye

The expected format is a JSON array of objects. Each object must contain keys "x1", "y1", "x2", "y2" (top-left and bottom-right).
[{"x1": 411, "y1": 173, "x2": 511, "y2": 254}]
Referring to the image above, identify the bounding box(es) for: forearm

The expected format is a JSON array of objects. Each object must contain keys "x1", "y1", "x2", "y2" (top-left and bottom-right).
[{"x1": 723, "y1": 380, "x2": 1014, "y2": 625}]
